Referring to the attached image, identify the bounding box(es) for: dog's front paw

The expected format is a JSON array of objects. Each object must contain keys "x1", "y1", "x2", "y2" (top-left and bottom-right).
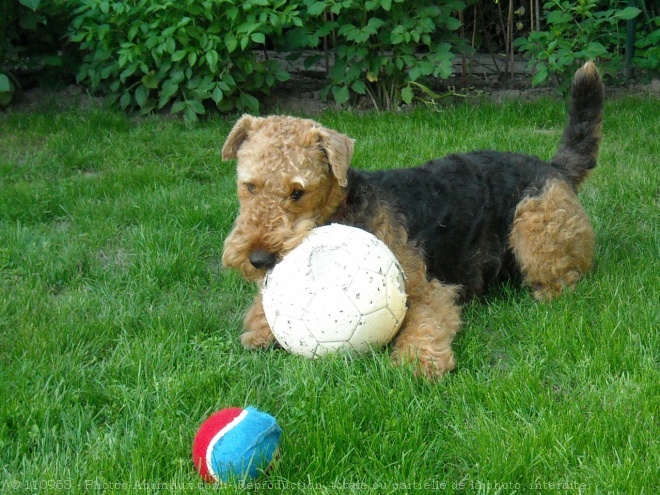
[
  {"x1": 391, "y1": 345, "x2": 456, "y2": 380},
  {"x1": 242, "y1": 294, "x2": 275, "y2": 349},
  {"x1": 240, "y1": 328, "x2": 275, "y2": 349}
]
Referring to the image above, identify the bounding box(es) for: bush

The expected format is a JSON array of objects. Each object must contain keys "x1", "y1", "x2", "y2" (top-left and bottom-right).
[
  {"x1": 1, "y1": 0, "x2": 77, "y2": 106},
  {"x1": 70, "y1": 0, "x2": 300, "y2": 123},
  {"x1": 287, "y1": 0, "x2": 466, "y2": 110},
  {"x1": 634, "y1": 15, "x2": 660, "y2": 73},
  {"x1": 514, "y1": 0, "x2": 641, "y2": 90},
  {"x1": 68, "y1": 0, "x2": 467, "y2": 117}
]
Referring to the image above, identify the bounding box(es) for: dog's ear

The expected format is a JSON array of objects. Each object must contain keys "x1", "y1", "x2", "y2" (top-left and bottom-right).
[
  {"x1": 222, "y1": 114, "x2": 256, "y2": 160},
  {"x1": 317, "y1": 127, "x2": 354, "y2": 187}
]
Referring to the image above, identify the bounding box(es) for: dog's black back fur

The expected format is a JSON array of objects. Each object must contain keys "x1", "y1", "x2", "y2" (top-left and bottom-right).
[
  {"x1": 345, "y1": 153, "x2": 563, "y2": 300},
  {"x1": 341, "y1": 62, "x2": 604, "y2": 301}
]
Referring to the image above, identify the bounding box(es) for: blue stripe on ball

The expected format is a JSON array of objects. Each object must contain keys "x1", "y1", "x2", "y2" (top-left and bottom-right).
[{"x1": 207, "y1": 406, "x2": 282, "y2": 482}]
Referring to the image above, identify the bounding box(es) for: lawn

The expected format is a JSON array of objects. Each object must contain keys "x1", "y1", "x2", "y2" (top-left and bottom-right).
[{"x1": 1, "y1": 93, "x2": 658, "y2": 494}]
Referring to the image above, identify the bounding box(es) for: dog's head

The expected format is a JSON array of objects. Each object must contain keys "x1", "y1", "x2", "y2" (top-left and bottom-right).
[{"x1": 221, "y1": 115, "x2": 354, "y2": 280}]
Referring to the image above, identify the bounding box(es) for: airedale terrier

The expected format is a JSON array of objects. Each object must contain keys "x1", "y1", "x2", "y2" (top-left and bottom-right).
[{"x1": 221, "y1": 61, "x2": 603, "y2": 379}]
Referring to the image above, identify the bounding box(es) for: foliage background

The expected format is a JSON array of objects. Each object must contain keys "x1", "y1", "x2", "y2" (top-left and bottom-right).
[{"x1": 1, "y1": 0, "x2": 659, "y2": 118}]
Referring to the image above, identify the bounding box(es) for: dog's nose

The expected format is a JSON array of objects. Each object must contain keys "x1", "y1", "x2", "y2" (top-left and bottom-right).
[{"x1": 249, "y1": 249, "x2": 277, "y2": 270}]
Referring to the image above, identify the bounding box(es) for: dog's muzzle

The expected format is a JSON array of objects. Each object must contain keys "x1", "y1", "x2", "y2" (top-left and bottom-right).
[{"x1": 249, "y1": 249, "x2": 278, "y2": 270}]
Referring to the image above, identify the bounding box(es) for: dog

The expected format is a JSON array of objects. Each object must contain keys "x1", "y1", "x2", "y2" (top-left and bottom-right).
[{"x1": 220, "y1": 61, "x2": 603, "y2": 379}]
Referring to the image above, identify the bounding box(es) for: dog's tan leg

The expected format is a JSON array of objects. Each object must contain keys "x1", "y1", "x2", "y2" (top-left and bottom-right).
[
  {"x1": 509, "y1": 179, "x2": 595, "y2": 301},
  {"x1": 389, "y1": 247, "x2": 462, "y2": 379},
  {"x1": 241, "y1": 292, "x2": 275, "y2": 348},
  {"x1": 364, "y1": 208, "x2": 462, "y2": 379},
  {"x1": 392, "y1": 277, "x2": 462, "y2": 379}
]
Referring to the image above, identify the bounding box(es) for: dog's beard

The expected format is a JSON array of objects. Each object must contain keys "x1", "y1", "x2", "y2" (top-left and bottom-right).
[{"x1": 223, "y1": 216, "x2": 318, "y2": 281}]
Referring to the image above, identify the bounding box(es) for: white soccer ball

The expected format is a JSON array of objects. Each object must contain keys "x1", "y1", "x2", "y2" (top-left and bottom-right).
[{"x1": 261, "y1": 224, "x2": 407, "y2": 358}]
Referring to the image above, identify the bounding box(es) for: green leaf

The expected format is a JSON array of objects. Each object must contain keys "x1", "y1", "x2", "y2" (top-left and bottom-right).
[
  {"x1": 532, "y1": 66, "x2": 548, "y2": 86},
  {"x1": 226, "y1": 7, "x2": 239, "y2": 22},
  {"x1": 187, "y1": 52, "x2": 198, "y2": 67},
  {"x1": 442, "y1": 17, "x2": 462, "y2": 31},
  {"x1": 171, "y1": 50, "x2": 187, "y2": 62},
  {"x1": 142, "y1": 73, "x2": 161, "y2": 89},
  {"x1": 135, "y1": 85, "x2": 149, "y2": 107},
  {"x1": 222, "y1": 73, "x2": 236, "y2": 87},
  {"x1": 238, "y1": 93, "x2": 260, "y2": 112},
  {"x1": 308, "y1": 2, "x2": 327, "y2": 16},
  {"x1": 120, "y1": 63, "x2": 138, "y2": 81},
  {"x1": 184, "y1": 106, "x2": 199, "y2": 125},
  {"x1": 547, "y1": 11, "x2": 572, "y2": 25},
  {"x1": 434, "y1": 58, "x2": 454, "y2": 79},
  {"x1": 225, "y1": 34, "x2": 238, "y2": 54},
  {"x1": 332, "y1": 85, "x2": 350, "y2": 105},
  {"x1": 211, "y1": 87, "x2": 224, "y2": 104},
  {"x1": 205, "y1": 50, "x2": 219, "y2": 72},
  {"x1": 351, "y1": 79, "x2": 366, "y2": 95},
  {"x1": 19, "y1": 0, "x2": 41, "y2": 11},
  {"x1": 171, "y1": 101, "x2": 186, "y2": 113},
  {"x1": 177, "y1": 17, "x2": 192, "y2": 27},
  {"x1": 187, "y1": 99, "x2": 206, "y2": 115},
  {"x1": 582, "y1": 42, "x2": 607, "y2": 58},
  {"x1": 365, "y1": 17, "x2": 386, "y2": 32},
  {"x1": 119, "y1": 91, "x2": 131, "y2": 109},
  {"x1": 615, "y1": 7, "x2": 641, "y2": 20},
  {"x1": 158, "y1": 80, "x2": 179, "y2": 109},
  {"x1": 390, "y1": 26, "x2": 405, "y2": 45},
  {"x1": 557, "y1": 54, "x2": 574, "y2": 67},
  {"x1": 170, "y1": 68, "x2": 185, "y2": 84},
  {"x1": 275, "y1": 71, "x2": 291, "y2": 82},
  {"x1": 127, "y1": 24, "x2": 139, "y2": 41},
  {"x1": 0, "y1": 74, "x2": 13, "y2": 93},
  {"x1": 401, "y1": 85, "x2": 414, "y2": 105},
  {"x1": 251, "y1": 33, "x2": 266, "y2": 44}
]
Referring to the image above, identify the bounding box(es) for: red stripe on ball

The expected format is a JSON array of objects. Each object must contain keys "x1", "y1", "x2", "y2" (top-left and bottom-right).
[{"x1": 192, "y1": 407, "x2": 243, "y2": 482}]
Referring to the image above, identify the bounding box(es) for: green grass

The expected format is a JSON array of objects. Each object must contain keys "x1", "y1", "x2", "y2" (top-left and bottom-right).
[{"x1": 1, "y1": 94, "x2": 658, "y2": 494}]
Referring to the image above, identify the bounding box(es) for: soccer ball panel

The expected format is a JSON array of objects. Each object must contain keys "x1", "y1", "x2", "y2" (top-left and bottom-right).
[
  {"x1": 346, "y1": 268, "x2": 388, "y2": 315},
  {"x1": 263, "y1": 256, "x2": 313, "y2": 321},
  {"x1": 302, "y1": 288, "x2": 361, "y2": 343},
  {"x1": 270, "y1": 315, "x2": 319, "y2": 359},
  {"x1": 344, "y1": 230, "x2": 398, "y2": 274},
  {"x1": 308, "y1": 244, "x2": 358, "y2": 290},
  {"x1": 262, "y1": 276, "x2": 313, "y2": 321},
  {"x1": 349, "y1": 307, "x2": 403, "y2": 351}
]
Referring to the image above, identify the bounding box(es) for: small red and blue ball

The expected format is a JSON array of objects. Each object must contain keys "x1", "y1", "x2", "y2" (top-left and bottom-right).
[{"x1": 192, "y1": 406, "x2": 282, "y2": 483}]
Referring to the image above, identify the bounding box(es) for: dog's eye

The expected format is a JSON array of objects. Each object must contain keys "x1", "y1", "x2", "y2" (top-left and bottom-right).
[
  {"x1": 290, "y1": 189, "x2": 305, "y2": 201},
  {"x1": 245, "y1": 183, "x2": 256, "y2": 194}
]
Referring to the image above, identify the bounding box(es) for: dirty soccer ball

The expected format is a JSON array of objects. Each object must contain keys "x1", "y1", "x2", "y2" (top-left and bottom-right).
[{"x1": 261, "y1": 224, "x2": 407, "y2": 358}]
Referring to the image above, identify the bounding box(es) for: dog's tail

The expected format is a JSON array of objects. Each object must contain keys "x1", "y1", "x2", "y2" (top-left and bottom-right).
[{"x1": 551, "y1": 61, "x2": 604, "y2": 188}]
